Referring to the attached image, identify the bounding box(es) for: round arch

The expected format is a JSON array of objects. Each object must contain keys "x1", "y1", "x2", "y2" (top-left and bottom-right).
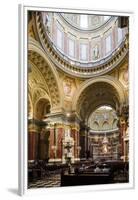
[
  {"x1": 34, "y1": 97, "x2": 51, "y2": 120},
  {"x1": 28, "y1": 92, "x2": 33, "y2": 118},
  {"x1": 85, "y1": 101, "x2": 116, "y2": 123},
  {"x1": 28, "y1": 38, "x2": 63, "y2": 108},
  {"x1": 32, "y1": 86, "x2": 51, "y2": 106},
  {"x1": 29, "y1": 61, "x2": 50, "y2": 95},
  {"x1": 72, "y1": 75, "x2": 126, "y2": 112}
]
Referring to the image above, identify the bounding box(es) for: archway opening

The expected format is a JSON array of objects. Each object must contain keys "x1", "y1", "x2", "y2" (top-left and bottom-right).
[
  {"x1": 33, "y1": 98, "x2": 51, "y2": 161},
  {"x1": 87, "y1": 105, "x2": 119, "y2": 161},
  {"x1": 75, "y1": 80, "x2": 123, "y2": 161},
  {"x1": 35, "y1": 98, "x2": 51, "y2": 121}
]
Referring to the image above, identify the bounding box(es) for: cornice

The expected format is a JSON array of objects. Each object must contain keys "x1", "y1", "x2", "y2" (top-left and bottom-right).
[{"x1": 35, "y1": 12, "x2": 128, "y2": 78}]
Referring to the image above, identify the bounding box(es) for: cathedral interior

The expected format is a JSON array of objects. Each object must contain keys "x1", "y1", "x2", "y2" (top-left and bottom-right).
[{"x1": 28, "y1": 11, "x2": 129, "y2": 188}]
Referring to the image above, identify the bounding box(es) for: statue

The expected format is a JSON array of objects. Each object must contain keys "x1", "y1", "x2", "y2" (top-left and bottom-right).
[{"x1": 93, "y1": 44, "x2": 99, "y2": 59}]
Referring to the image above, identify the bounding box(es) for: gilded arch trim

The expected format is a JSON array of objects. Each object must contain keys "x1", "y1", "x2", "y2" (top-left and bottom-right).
[{"x1": 28, "y1": 37, "x2": 63, "y2": 108}]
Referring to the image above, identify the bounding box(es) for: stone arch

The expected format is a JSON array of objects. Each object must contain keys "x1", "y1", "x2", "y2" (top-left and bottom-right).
[
  {"x1": 34, "y1": 97, "x2": 51, "y2": 120},
  {"x1": 73, "y1": 75, "x2": 126, "y2": 110},
  {"x1": 32, "y1": 86, "x2": 51, "y2": 107},
  {"x1": 86, "y1": 102, "x2": 115, "y2": 123},
  {"x1": 28, "y1": 39, "x2": 63, "y2": 109},
  {"x1": 29, "y1": 61, "x2": 50, "y2": 95},
  {"x1": 28, "y1": 92, "x2": 33, "y2": 118},
  {"x1": 72, "y1": 75, "x2": 126, "y2": 120}
]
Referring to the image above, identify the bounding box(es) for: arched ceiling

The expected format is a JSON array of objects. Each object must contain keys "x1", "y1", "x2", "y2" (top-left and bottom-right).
[
  {"x1": 72, "y1": 76, "x2": 126, "y2": 121},
  {"x1": 35, "y1": 11, "x2": 128, "y2": 78},
  {"x1": 28, "y1": 49, "x2": 61, "y2": 108},
  {"x1": 88, "y1": 106, "x2": 118, "y2": 131},
  {"x1": 77, "y1": 82, "x2": 119, "y2": 120},
  {"x1": 60, "y1": 13, "x2": 111, "y2": 31},
  {"x1": 34, "y1": 98, "x2": 50, "y2": 120}
]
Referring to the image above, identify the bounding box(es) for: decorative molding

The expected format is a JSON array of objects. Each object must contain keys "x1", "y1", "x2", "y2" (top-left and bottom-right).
[
  {"x1": 72, "y1": 75, "x2": 127, "y2": 120},
  {"x1": 28, "y1": 39, "x2": 63, "y2": 108},
  {"x1": 35, "y1": 12, "x2": 128, "y2": 78}
]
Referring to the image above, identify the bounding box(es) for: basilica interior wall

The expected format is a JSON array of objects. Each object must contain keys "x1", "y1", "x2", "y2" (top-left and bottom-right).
[{"x1": 27, "y1": 11, "x2": 129, "y2": 163}]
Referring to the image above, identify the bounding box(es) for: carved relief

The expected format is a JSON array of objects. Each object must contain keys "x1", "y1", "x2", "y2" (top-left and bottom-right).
[
  {"x1": 29, "y1": 50, "x2": 61, "y2": 107},
  {"x1": 32, "y1": 88, "x2": 49, "y2": 105},
  {"x1": 63, "y1": 78, "x2": 72, "y2": 97},
  {"x1": 63, "y1": 77, "x2": 77, "y2": 100},
  {"x1": 123, "y1": 70, "x2": 129, "y2": 83},
  {"x1": 119, "y1": 64, "x2": 129, "y2": 86}
]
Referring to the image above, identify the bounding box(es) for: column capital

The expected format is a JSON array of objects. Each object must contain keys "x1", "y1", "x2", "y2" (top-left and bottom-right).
[{"x1": 28, "y1": 118, "x2": 47, "y2": 133}]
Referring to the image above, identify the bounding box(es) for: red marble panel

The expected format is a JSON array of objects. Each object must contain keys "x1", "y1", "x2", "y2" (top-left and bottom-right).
[
  {"x1": 71, "y1": 129, "x2": 78, "y2": 158},
  {"x1": 119, "y1": 123, "x2": 125, "y2": 157},
  {"x1": 49, "y1": 128, "x2": 54, "y2": 159},
  {"x1": 57, "y1": 128, "x2": 64, "y2": 159},
  {"x1": 28, "y1": 132, "x2": 36, "y2": 160}
]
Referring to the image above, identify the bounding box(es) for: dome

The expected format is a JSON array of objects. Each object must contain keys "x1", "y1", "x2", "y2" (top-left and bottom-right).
[
  {"x1": 36, "y1": 12, "x2": 128, "y2": 77},
  {"x1": 88, "y1": 106, "x2": 118, "y2": 132},
  {"x1": 60, "y1": 13, "x2": 111, "y2": 31}
]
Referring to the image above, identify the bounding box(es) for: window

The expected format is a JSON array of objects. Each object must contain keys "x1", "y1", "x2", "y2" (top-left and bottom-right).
[
  {"x1": 57, "y1": 28, "x2": 63, "y2": 50},
  {"x1": 80, "y1": 15, "x2": 88, "y2": 28},
  {"x1": 80, "y1": 43, "x2": 88, "y2": 61},
  {"x1": 118, "y1": 28, "x2": 123, "y2": 43},
  {"x1": 68, "y1": 38, "x2": 75, "y2": 58},
  {"x1": 105, "y1": 35, "x2": 111, "y2": 54}
]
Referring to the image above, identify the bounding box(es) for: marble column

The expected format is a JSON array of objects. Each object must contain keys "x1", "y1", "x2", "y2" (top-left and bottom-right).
[
  {"x1": 71, "y1": 126, "x2": 80, "y2": 162},
  {"x1": 117, "y1": 104, "x2": 129, "y2": 160},
  {"x1": 28, "y1": 121, "x2": 39, "y2": 161},
  {"x1": 28, "y1": 119, "x2": 47, "y2": 161},
  {"x1": 49, "y1": 127, "x2": 55, "y2": 160},
  {"x1": 49, "y1": 123, "x2": 64, "y2": 162}
]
